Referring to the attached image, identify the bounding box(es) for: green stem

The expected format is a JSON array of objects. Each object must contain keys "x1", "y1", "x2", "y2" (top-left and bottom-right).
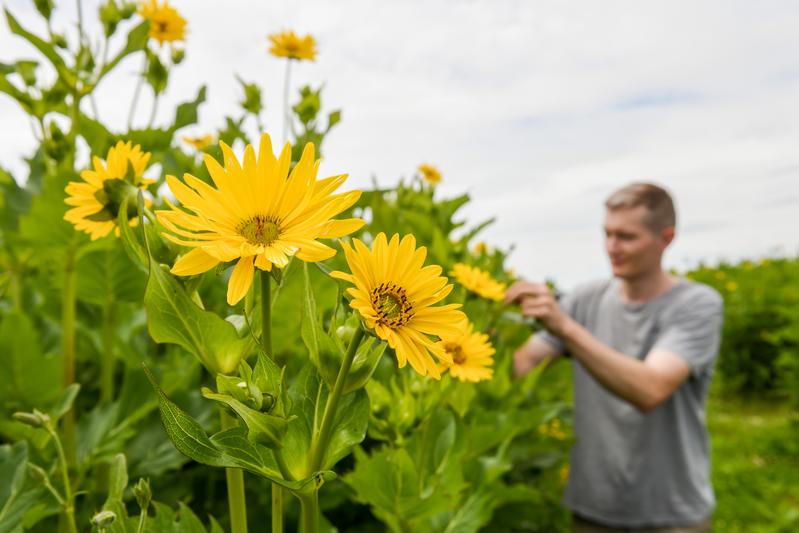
[
  {"x1": 259, "y1": 270, "x2": 284, "y2": 532},
  {"x1": 47, "y1": 424, "x2": 77, "y2": 533},
  {"x1": 309, "y1": 327, "x2": 366, "y2": 473},
  {"x1": 136, "y1": 509, "x2": 147, "y2": 533},
  {"x1": 61, "y1": 249, "x2": 77, "y2": 467},
  {"x1": 127, "y1": 55, "x2": 147, "y2": 129},
  {"x1": 260, "y1": 270, "x2": 272, "y2": 355},
  {"x1": 100, "y1": 299, "x2": 115, "y2": 404},
  {"x1": 282, "y1": 59, "x2": 292, "y2": 144},
  {"x1": 220, "y1": 410, "x2": 248, "y2": 533},
  {"x1": 299, "y1": 491, "x2": 319, "y2": 533},
  {"x1": 272, "y1": 485, "x2": 283, "y2": 533}
]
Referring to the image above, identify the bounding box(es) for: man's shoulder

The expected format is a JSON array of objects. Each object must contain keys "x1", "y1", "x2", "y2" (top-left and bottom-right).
[
  {"x1": 567, "y1": 278, "x2": 614, "y2": 302},
  {"x1": 674, "y1": 278, "x2": 724, "y2": 311}
]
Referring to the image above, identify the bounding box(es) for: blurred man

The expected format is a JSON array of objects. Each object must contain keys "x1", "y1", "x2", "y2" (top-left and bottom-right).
[{"x1": 507, "y1": 183, "x2": 723, "y2": 533}]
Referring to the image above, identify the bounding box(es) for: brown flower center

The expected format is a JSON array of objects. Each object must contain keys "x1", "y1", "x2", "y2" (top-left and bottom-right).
[
  {"x1": 444, "y1": 342, "x2": 465, "y2": 364},
  {"x1": 370, "y1": 282, "x2": 413, "y2": 328},
  {"x1": 238, "y1": 215, "x2": 281, "y2": 246}
]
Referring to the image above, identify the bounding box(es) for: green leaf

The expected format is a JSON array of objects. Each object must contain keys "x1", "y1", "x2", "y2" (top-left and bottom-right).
[
  {"x1": 173, "y1": 86, "x2": 207, "y2": 131},
  {"x1": 144, "y1": 257, "x2": 250, "y2": 374},
  {"x1": 77, "y1": 112, "x2": 115, "y2": 155},
  {"x1": 326, "y1": 110, "x2": 341, "y2": 131},
  {"x1": 75, "y1": 241, "x2": 146, "y2": 305},
  {"x1": 116, "y1": 196, "x2": 148, "y2": 268},
  {"x1": 200, "y1": 388, "x2": 292, "y2": 449},
  {"x1": 343, "y1": 336, "x2": 386, "y2": 394},
  {"x1": 144, "y1": 366, "x2": 334, "y2": 491},
  {"x1": 49, "y1": 383, "x2": 80, "y2": 422},
  {"x1": 33, "y1": 0, "x2": 54, "y2": 20},
  {"x1": 13, "y1": 60, "x2": 37, "y2": 86},
  {"x1": 4, "y1": 9, "x2": 73, "y2": 87},
  {"x1": 102, "y1": 21, "x2": 149, "y2": 76},
  {"x1": 0, "y1": 442, "x2": 48, "y2": 533},
  {"x1": 145, "y1": 50, "x2": 168, "y2": 95},
  {"x1": 0, "y1": 310, "x2": 61, "y2": 410},
  {"x1": 236, "y1": 77, "x2": 262, "y2": 115},
  {"x1": 106, "y1": 453, "x2": 128, "y2": 501},
  {"x1": 301, "y1": 262, "x2": 342, "y2": 386},
  {"x1": 321, "y1": 388, "x2": 369, "y2": 470}
]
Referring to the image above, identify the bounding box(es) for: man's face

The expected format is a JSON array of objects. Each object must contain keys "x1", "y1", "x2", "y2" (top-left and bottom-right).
[{"x1": 604, "y1": 206, "x2": 673, "y2": 280}]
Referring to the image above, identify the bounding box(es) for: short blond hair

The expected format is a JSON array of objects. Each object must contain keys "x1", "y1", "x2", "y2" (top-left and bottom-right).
[{"x1": 605, "y1": 183, "x2": 676, "y2": 232}]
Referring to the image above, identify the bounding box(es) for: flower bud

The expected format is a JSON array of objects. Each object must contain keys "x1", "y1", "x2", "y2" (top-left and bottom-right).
[
  {"x1": 90, "y1": 510, "x2": 116, "y2": 528},
  {"x1": 133, "y1": 478, "x2": 151, "y2": 510},
  {"x1": 12, "y1": 412, "x2": 43, "y2": 428},
  {"x1": 171, "y1": 48, "x2": 185, "y2": 65}
]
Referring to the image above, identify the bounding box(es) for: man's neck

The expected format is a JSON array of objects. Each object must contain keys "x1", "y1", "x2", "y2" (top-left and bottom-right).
[{"x1": 618, "y1": 269, "x2": 677, "y2": 304}]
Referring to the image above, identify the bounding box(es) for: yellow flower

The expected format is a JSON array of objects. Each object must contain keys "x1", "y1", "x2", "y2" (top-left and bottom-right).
[
  {"x1": 181, "y1": 134, "x2": 214, "y2": 151},
  {"x1": 417, "y1": 163, "x2": 442, "y2": 185},
  {"x1": 64, "y1": 141, "x2": 154, "y2": 240},
  {"x1": 725, "y1": 281, "x2": 738, "y2": 292},
  {"x1": 538, "y1": 418, "x2": 567, "y2": 440},
  {"x1": 139, "y1": 0, "x2": 187, "y2": 44},
  {"x1": 559, "y1": 464, "x2": 569, "y2": 485},
  {"x1": 331, "y1": 233, "x2": 467, "y2": 379},
  {"x1": 157, "y1": 133, "x2": 364, "y2": 305},
  {"x1": 473, "y1": 241, "x2": 488, "y2": 254},
  {"x1": 268, "y1": 30, "x2": 317, "y2": 61},
  {"x1": 437, "y1": 322, "x2": 495, "y2": 382},
  {"x1": 450, "y1": 263, "x2": 506, "y2": 301}
]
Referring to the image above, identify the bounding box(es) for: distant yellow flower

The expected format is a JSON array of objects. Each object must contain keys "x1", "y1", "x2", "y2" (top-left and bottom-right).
[
  {"x1": 559, "y1": 464, "x2": 569, "y2": 485},
  {"x1": 450, "y1": 263, "x2": 506, "y2": 301},
  {"x1": 181, "y1": 134, "x2": 214, "y2": 151},
  {"x1": 417, "y1": 163, "x2": 442, "y2": 185},
  {"x1": 331, "y1": 233, "x2": 468, "y2": 379},
  {"x1": 139, "y1": 0, "x2": 186, "y2": 44},
  {"x1": 157, "y1": 133, "x2": 364, "y2": 305},
  {"x1": 725, "y1": 281, "x2": 738, "y2": 292},
  {"x1": 64, "y1": 141, "x2": 154, "y2": 240},
  {"x1": 538, "y1": 418, "x2": 567, "y2": 440},
  {"x1": 715, "y1": 271, "x2": 726, "y2": 280},
  {"x1": 268, "y1": 30, "x2": 317, "y2": 61},
  {"x1": 438, "y1": 322, "x2": 494, "y2": 382},
  {"x1": 473, "y1": 241, "x2": 488, "y2": 254}
]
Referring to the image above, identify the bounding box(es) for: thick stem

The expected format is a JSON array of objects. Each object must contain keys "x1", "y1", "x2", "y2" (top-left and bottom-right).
[
  {"x1": 282, "y1": 59, "x2": 292, "y2": 144},
  {"x1": 61, "y1": 249, "x2": 77, "y2": 467},
  {"x1": 272, "y1": 485, "x2": 283, "y2": 533},
  {"x1": 299, "y1": 491, "x2": 319, "y2": 533},
  {"x1": 100, "y1": 299, "x2": 116, "y2": 404},
  {"x1": 260, "y1": 270, "x2": 272, "y2": 356},
  {"x1": 220, "y1": 410, "x2": 248, "y2": 533},
  {"x1": 309, "y1": 327, "x2": 366, "y2": 473}
]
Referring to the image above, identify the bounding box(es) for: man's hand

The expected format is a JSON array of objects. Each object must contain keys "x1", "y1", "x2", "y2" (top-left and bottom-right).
[{"x1": 504, "y1": 281, "x2": 571, "y2": 337}]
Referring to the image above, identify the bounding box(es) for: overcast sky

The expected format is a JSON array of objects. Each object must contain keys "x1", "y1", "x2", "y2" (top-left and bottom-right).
[{"x1": 2, "y1": 1, "x2": 798, "y2": 289}]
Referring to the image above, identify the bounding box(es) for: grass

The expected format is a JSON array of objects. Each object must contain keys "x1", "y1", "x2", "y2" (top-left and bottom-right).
[{"x1": 707, "y1": 394, "x2": 799, "y2": 532}]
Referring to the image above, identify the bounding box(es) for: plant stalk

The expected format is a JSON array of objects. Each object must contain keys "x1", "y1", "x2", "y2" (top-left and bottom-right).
[
  {"x1": 220, "y1": 410, "x2": 248, "y2": 533},
  {"x1": 299, "y1": 491, "x2": 319, "y2": 533},
  {"x1": 47, "y1": 422, "x2": 77, "y2": 533},
  {"x1": 100, "y1": 299, "x2": 116, "y2": 404},
  {"x1": 282, "y1": 59, "x2": 292, "y2": 144},
  {"x1": 61, "y1": 248, "x2": 77, "y2": 467},
  {"x1": 308, "y1": 327, "x2": 366, "y2": 473}
]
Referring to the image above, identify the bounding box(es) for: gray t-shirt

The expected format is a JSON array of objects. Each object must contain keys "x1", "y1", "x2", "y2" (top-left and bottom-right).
[{"x1": 537, "y1": 277, "x2": 723, "y2": 528}]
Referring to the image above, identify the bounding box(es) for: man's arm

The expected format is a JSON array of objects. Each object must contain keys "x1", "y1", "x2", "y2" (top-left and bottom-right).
[
  {"x1": 506, "y1": 281, "x2": 691, "y2": 413},
  {"x1": 513, "y1": 335, "x2": 561, "y2": 378}
]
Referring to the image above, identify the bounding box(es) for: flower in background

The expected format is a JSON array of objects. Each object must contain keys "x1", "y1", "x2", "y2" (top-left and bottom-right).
[
  {"x1": 181, "y1": 134, "x2": 214, "y2": 151},
  {"x1": 268, "y1": 30, "x2": 317, "y2": 61},
  {"x1": 139, "y1": 0, "x2": 187, "y2": 44},
  {"x1": 417, "y1": 163, "x2": 442, "y2": 185},
  {"x1": 473, "y1": 241, "x2": 488, "y2": 254},
  {"x1": 157, "y1": 133, "x2": 364, "y2": 305},
  {"x1": 64, "y1": 141, "x2": 154, "y2": 240},
  {"x1": 450, "y1": 263, "x2": 507, "y2": 301},
  {"x1": 331, "y1": 233, "x2": 467, "y2": 379},
  {"x1": 438, "y1": 322, "x2": 495, "y2": 382}
]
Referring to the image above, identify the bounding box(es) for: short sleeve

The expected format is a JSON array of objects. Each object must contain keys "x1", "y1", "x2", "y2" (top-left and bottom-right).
[{"x1": 653, "y1": 287, "x2": 724, "y2": 377}]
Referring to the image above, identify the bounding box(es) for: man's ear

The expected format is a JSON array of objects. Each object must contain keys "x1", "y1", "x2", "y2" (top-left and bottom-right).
[{"x1": 661, "y1": 226, "x2": 675, "y2": 247}]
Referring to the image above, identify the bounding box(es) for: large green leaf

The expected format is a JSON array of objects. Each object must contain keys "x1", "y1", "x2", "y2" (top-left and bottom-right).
[
  {"x1": 321, "y1": 388, "x2": 369, "y2": 470},
  {"x1": 4, "y1": 9, "x2": 73, "y2": 87},
  {"x1": 301, "y1": 262, "x2": 342, "y2": 386},
  {"x1": 200, "y1": 388, "x2": 292, "y2": 449},
  {"x1": 144, "y1": 256, "x2": 250, "y2": 374},
  {"x1": 0, "y1": 442, "x2": 48, "y2": 533},
  {"x1": 144, "y1": 366, "x2": 333, "y2": 492},
  {"x1": 75, "y1": 240, "x2": 146, "y2": 305},
  {"x1": 173, "y1": 85, "x2": 207, "y2": 131},
  {"x1": 0, "y1": 310, "x2": 61, "y2": 410}
]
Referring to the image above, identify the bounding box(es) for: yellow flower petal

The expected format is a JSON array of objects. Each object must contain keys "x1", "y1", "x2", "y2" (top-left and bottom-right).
[{"x1": 227, "y1": 256, "x2": 255, "y2": 305}]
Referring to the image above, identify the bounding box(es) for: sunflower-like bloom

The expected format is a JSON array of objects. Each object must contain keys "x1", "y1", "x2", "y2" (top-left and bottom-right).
[
  {"x1": 331, "y1": 233, "x2": 467, "y2": 379},
  {"x1": 64, "y1": 141, "x2": 154, "y2": 240},
  {"x1": 438, "y1": 322, "x2": 495, "y2": 383},
  {"x1": 473, "y1": 241, "x2": 488, "y2": 254},
  {"x1": 139, "y1": 0, "x2": 187, "y2": 44},
  {"x1": 417, "y1": 163, "x2": 442, "y2": 185},
  {"x1": 450, "y1": 263, "x2": 507, "y2": 301},
  {"x1": 181, "y1": 134, "x2": 214, "y2": 151},
  {"x1": 157, "y1": 133, "x2": 364, "y2": 305},
  {"x1": 268, "y1": 31, "x2": 317, "y2": 61}
]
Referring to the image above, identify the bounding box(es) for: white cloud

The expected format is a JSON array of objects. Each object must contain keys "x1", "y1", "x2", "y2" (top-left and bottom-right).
[{"x1": 1, "y1": 0, "x2": 798, "y2": 289}]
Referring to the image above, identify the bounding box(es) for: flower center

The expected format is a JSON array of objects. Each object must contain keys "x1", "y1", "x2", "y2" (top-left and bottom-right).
[
  {"x1": 444, "y1": 342, "x2": 465, "y2": 364},
  {"x1": 238, "y1": 215, "x2": 281, "y2": 246},
  {"x1": 370, "y1": 282, "x2": 413, "y2": 328}
]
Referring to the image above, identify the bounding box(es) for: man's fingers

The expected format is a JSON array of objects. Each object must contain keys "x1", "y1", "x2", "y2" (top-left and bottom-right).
[{"x1": 505, "y1": 282, "x2": 550, "y2": 305}]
